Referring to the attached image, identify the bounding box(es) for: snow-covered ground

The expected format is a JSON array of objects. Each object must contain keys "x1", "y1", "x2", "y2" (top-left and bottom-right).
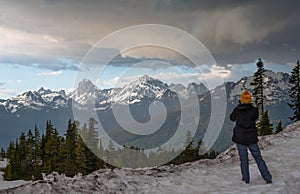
[
  {"x1": 1, "y1": 122, "x2": 300, "y2": 194},
  {"x1": 0, "y1": 177, "x2": 29, "y2": 192},
  {"x1": 0, "y1": 158, "x2": 8, "y2": 169}
]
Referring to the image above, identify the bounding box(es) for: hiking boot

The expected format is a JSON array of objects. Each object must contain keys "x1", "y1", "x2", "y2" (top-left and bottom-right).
[
  {"x1": 266, "y1": 180, "x2": 272, "y2": 184},
  {"x1": 242, "y1": 178, "x2": 249, "y2": 184}
]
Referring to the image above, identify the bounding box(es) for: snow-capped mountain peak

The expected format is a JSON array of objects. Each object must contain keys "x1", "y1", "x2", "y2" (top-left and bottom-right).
[
  {"x1": 37, "y1": 87, "x2": 53, "y2": 95},
  {"x1": 134, "y1": 75, "x2": 168, "y2": 91},
  {"x1": 3, "y1": 91, "x2": 46, "y2": 113},
  {"x1": 76, "y1": 79, "x2": 98, "y2": 96},
  {"x1": 111, "y1": 75, "x2": 169, "y2": 103},
  {"x1": 2, "y1": 88, "x2": 70, "y2": 113}
]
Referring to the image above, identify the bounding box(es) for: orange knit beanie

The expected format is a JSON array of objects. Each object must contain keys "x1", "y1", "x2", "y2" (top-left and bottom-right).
[{"x1": 240, "y1": 90, "x2": 252, "y2": 103}]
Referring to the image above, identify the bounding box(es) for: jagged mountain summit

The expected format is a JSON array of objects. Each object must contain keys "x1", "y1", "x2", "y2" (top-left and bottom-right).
[
  {"x1": 112, "y1": 75, "x2": 169, "y2": 104},
  {"x1": 2, "y1": 122, "x2": 299, "y2": 193},
  {"x1": 1, "y1": 88, "x2": 69, "y2": 114}
]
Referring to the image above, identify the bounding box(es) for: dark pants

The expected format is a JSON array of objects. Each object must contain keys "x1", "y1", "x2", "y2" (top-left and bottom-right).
[{"x1": 236, "y1": 143, "x2": 272, "y2": 183}]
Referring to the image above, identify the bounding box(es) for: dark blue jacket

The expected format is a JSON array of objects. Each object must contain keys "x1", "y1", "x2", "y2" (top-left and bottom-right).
[{"x1": 230, "y1": 103, "x2": 259, "y2": 145}]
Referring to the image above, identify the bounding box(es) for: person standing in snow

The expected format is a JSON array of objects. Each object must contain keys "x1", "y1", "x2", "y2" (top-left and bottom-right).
[{"x1": 230, "y1": 90, "x2": 272, "y2": 184}]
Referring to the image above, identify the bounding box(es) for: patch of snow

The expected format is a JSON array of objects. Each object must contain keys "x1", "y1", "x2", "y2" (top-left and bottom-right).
[
  {"x1": 0, "y1": 179, "x2": 30, "y2": 190},
  {"x1": 6, "y1": 103, "x2": 18, "y2": 113},
  {"x1": 42, "y1": 93, "x2": 60, "y2": 103},
  {"x1": 0, "y1": 158, "x2": 8, "y2": 169},
  {"x1": 129, "y1": 99, "x2": 141, "y2": 104}
]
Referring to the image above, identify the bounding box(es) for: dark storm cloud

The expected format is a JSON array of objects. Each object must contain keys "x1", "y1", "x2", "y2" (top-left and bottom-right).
[
  {"x1": 0, "y1": 0, "x2": 299, "y2": 69},
  {"x1": 182, "y1": 0, "x2": 300, "y2": 65}
]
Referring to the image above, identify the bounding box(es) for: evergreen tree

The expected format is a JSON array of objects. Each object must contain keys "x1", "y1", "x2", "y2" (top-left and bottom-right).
[
  {"x1": 25, "y1": 129, "x2": 34, "y2": 179},
  {"x1": 250, "y1": 58, "x2": 266, "y2": 114},
  {"x1": 14, "y1": 139, "x2": 21, "y2": 179},
  {"x1": 43, "y1": 121, "x2": 61, "y2": 174},
  {"x1": 98, "y1": 140, "x2": 105, "y2": 166},
  {"x1": 258, "y1": 111, "x2": 273, "y2": 136},
  {"x1": 275, "y1": 120, "x2": 283, "y2": 134},
  {"x1": 183, "y1": 130, "x2": 195, "y2": 161},
  {"x1": 106, "y1": 140, "x2": 116, "y2": 166},
  {"x1": 63, "y1": 120, "x2": 77, "y2": 176},
  {"x1": 86, "y1": 118, "x2": 99, "y2": 153},
  {"x1": 4, "y1": 142, "x2": 15, "y2": 180},
  {"x1": 194, "y1": 139, "x2": 203, "y2": 160},
  {"x1": 84, "y1": 118, "x2": 101, "y2": 172},
  {"x1": 18, "y1": 132, "x2": 27, "y2": 178},
  {"x1": 79, "y1": 122, "x2": 88, "y2": 142},
  {"x1": 33, "y1": 125, "x2": 42, "y2": 180},
  {"x1": 75, "y1": 133, "x2": 88, "y2": 175},
  {"x1": 4, "y1": 159, "x2": 14, "y2": 180},
  {"x1": 288, "y1": 60, "x2": 300, "y2": 121},
  {"x1": 40, "y1": 134, "x2": 46, "y2": 168},
  {"x1": 168, "y1": 131, "x2": 201, "y2": 165}
]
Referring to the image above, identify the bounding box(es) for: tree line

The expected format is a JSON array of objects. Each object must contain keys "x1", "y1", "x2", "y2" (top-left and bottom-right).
[
  {"x1": 3, "y1": 119, "x2": 104, "y2": 180},
  {"x1": 2, "y1": 118, "x2": 217, "y2": 181}
]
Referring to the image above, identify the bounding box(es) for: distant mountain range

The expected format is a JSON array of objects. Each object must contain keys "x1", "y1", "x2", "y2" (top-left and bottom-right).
[{"x1": 0, "y1": 71, "x2": 293, "y2": 151}]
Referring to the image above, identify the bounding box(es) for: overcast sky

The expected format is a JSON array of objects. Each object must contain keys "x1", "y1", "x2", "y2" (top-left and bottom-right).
[{"x1": 0, "y1": 0, "x2": 299, "y2": 98}]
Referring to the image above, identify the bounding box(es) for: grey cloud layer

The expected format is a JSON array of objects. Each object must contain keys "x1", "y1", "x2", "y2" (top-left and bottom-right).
[{"x1": 0, "y1": 0, "x2": 299, "y2": 70}]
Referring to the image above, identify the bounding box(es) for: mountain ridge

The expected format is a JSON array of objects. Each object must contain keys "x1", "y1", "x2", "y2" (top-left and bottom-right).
[{"x1": 0, "y1": 70, "x2": 293, "y2": 150}]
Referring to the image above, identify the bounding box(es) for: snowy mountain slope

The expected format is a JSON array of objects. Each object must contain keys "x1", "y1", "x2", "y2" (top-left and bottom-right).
[
  {"x1": 2, "y1": 88, "x2": 69, "y2": 114},
  {"x1": 111, "y1": 75, "x2": 169, "y2": 104},
  {"x1": 229, "y1": 70, "x2": 290, "y2": 104},
  {"x1": 2, "y1": 122, "x2": 300, "y2": 194}
]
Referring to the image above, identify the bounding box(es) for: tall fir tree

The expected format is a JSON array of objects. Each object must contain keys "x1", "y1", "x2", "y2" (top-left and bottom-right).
[
  {"x1": 85, "y1": 118, "x2": 102, "y2": 172},
  {"x1": 25, "y1": 129, "x2": 34, "y2": 179},
  {"x1": 40, "y1": 134, "x2": 46, "y2": 169},
  {"x1": 75, "y1": 133, "x2": 88, "y2": 175},
  {"x1": 14, "y1": 139, "x2": 21, "y2": 179},
  {"x1": 4, "y1": 142, "x2": 15, "y2": 180},
  {"x1": 33, "y1": 125, "x2": 42, "y2": 180},
  {"x1": 79, "y1": 122, "x2": 88, "y2": 142},
  {"x1": 288, "y1": 60, "x2": 300, "y2": 121},
  {"x1": 250, "y1": 59, "x2": 274, "y2": 136},
  {"x1": 258, "y1": 111, "x2": 273, "y2": 136},
  {"x1": 86, "y1": 118, "x2": 99, "y2": 153},
  {"x1": 43, "y1": 121, "x2": 61, "y2": 174},
  {"x1": 63, "y1": 120, "x2": 77, "y2": 176},
  {"x1": 18, "y1": 132, "x2": 27, "y2": 178},
  {"x1": 183, "y1": 130, "x2": 194, "y2": 161},
  {"x1": 106, "y1": 140, "x2": 116, "y2": 166},
  {"x1": 250, "y1": 58, "x2": 266, "y2": 114}
]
